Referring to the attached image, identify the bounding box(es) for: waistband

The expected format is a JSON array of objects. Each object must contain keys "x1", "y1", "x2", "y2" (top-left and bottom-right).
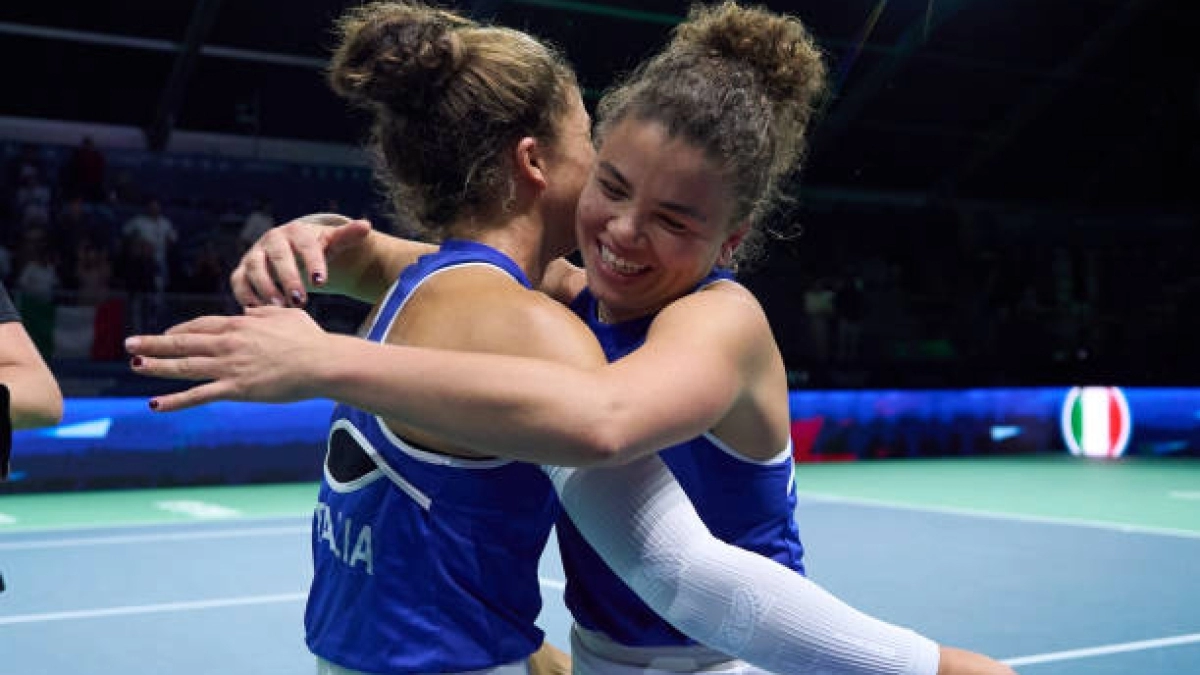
[{"x1": 572, "y1": 624, "x2": 738, "y2": 672}]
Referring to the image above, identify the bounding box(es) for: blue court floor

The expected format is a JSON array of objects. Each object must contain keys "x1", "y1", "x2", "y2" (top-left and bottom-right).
[{"x1": 1, "y1": 457, "x2": 1198, "y2": 674}]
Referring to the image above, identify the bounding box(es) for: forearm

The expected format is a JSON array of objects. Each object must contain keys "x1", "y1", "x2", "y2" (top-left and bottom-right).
[
  {"x1": 318, "y1": 336, "x2": 672, "y2": 466},
  {"x1": 331, "y1": 229, "x2": 436, "y2": 302},
  {"x1": 0, "y1": 323, "x2": 64, "y2": 430},
  {"x1": 2, "y1": 366, "x2": 64, "y2": 429},
  {"x1": 545, "y1": 460, "x2": 942, "y2": 675}
]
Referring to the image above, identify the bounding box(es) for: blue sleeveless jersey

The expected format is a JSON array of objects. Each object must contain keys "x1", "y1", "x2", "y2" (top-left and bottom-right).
[
  {"x1": 305, "y1": 240, "x2": 560, "y2": 673},
  {"x1": 558, "y1": 269, "x2": 806, "y2": 647}
]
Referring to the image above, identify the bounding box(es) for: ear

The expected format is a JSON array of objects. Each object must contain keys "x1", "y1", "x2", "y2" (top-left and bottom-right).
[
  {"x1": 513, "y1": 136, "x2": 548, "y2": 193},
  {"x1": 718, "y1": 220, "x2": 751, "y2": 267}
]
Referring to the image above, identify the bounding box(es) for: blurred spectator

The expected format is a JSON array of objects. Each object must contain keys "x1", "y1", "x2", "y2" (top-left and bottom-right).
[
  {"x1": 14, "y1": 230, "x2": 57, "y2": 303},
  {"x1": 14, "y1": 167, "x2": 51, "y2": 227},
  {"x1": 76, "y1": 240, "x2": 114, "y2": 305},
  {"x1": 109, "y1": 169, "x2": 142, "y2": 205},
  {"x1": 238, "y1": 198, "x2": 275, "y2": 251},
  {"x1": 53, "y1": 197, "x2": 111, "y2": 291},
  {"x1": 834, "y1": 275, "x2": 865, "y2": 363},
  {"x1": 177, "y1": 241, "x2": 227, "y2": 294},
  {"x1": 120, "y1": 197, "x2": 177, "y2": 291},
  {"x1": 5, "y1": 144, "x2": 43, "y2": 195},
  {"x1": 118, "y1": 235, "x2": 159, "y2": 294},
  {"x1": 60, "y1": 136, "x2": 107, "y2": 203},
  {"x1": 13, "y1": 231, "x2": 59, "y2": 360},
  {"x1": 803, "y1": 278, "x2": 835, "y2": 365},
  {"x1": 74, "y1": 240, "x2": 124, "y2": 361}
]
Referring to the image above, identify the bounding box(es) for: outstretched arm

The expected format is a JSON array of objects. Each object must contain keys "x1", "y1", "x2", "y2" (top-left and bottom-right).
[{"x1": 547, "y1": 458, "x2": 1015, "y2": 675}]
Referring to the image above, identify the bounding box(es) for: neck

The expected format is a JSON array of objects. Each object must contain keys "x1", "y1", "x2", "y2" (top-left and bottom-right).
[{"x1": 450, "y1": 214, "x2": 554, "y2": 287}]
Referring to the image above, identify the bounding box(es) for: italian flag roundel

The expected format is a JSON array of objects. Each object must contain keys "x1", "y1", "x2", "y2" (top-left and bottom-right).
[{"x1": 1061, "y1": 386, "x2": 1132, "y2": 458}]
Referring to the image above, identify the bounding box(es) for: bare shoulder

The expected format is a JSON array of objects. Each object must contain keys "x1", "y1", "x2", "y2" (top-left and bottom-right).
[
  {"x1": 651, "y1": 279, "x2": 775, "y2": 348},
  {"x1": 493, "y1": 287, "x2": 606, "y2": 368},
  {"x1": 655, "y1": 280, "x2": 790, "y2": 461},
  {"x1": 399, "y1": 266, "x2": 604, "y2": 368}
]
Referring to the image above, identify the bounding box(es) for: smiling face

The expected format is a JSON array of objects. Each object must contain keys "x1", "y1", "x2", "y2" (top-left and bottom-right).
[{"x1": 576, "y1": 117, "x2": 744, "y2": 323}]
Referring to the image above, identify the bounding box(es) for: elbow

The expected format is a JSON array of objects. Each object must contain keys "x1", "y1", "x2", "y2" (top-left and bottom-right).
[
  {"x1": 558, "y1": 432, "x2": 621, "y2": 467},
  {"x1": 42, "y1": 380, "x2": 65, "y2": 426},
  {"x1": 15, "y1": 396, "x2": 63, "y2": 430},
  {"x1": 551, "y1": 393, "x2": 646, "y2": 467},
  {"x1": 29, "y1": 381, "x2": 65, "y2": 429},
  {"x1": 45, "y1": 396, "x2": 65, "y2": 427},
  {"x1": 574, "y1": 425, "x2": 642, "y2": 467}
]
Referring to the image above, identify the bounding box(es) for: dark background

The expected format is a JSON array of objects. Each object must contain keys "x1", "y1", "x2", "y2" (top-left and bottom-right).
[{"x1": 1, "y1": 0, "x2": 1198, "y2": 388}]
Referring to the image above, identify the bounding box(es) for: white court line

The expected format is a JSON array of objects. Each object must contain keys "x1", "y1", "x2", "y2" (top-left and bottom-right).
[
  {"x1": 0, "y1": 578, "x2": 568, "y2": 626},
  {"x1": 0, "y1": 593, "x2": 307, "y2": 625},
  {"x1": 0, "y1": 525, "x2": 310, "y2": 550},
  {"x1": 798, "y1": 492, "x2": 1200, "y2": 540},
  {"x1": 0, "y1": 512, "x2": 312, "y2": 536},
  {"x1": 1003, "y1": 632, "x2": 1200, "y2": 667}
]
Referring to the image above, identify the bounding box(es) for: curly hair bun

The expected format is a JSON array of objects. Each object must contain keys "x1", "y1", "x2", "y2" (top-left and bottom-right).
[
  {"x1": 329, "y1": 1, "x2": 473, "y2": 114},
  {"x1": 672, "y1": 1, "x2": 825, "y2": 113}
]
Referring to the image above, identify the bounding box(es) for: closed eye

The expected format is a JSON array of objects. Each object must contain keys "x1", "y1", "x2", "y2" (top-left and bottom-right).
[
  {"x1": 658, "y1": 215, "x2": 689, "y2": 233},
  {"x1": 597, "y1": 178, "x2": 627, "y2": 200}
]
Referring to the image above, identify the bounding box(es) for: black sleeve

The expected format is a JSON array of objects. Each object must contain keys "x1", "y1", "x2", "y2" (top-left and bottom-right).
[
  {"x1": 1, "y1": 383, "x2": 11, "y2": 480},
  {"x1": 0, "y1": 282, "x2": 19, "y2": 323},
  {"x1": 1, "y1": 281, "x2": 17, "y2": 477}
]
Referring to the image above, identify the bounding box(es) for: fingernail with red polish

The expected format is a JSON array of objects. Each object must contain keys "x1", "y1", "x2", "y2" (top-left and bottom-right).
[
  {"x1": 149, "y1": 399, "x2": 160, "y2": 411},
  {"x1": 131, "y1": 356, "x2": 144, "y2": 368},
  {"x1": 290, "y1": 290, "x2": 305, "y2": 306},
  {"x1": 312, "y1": 272, "x2": 325, "y2": 286}
]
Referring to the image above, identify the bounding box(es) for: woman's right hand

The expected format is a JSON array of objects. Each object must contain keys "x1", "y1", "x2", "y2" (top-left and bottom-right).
[
  {"x1": 230, "y1": 213, "x2": 372, "y2": 308},
  {"x1": 938, "y1": 646, "x2": 1018, "y2": 675}
]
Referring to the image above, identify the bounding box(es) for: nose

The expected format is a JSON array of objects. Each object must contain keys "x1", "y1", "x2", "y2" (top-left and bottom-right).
[{"x1": 607, "y1": 211, "x2": 643, "y2": 246}]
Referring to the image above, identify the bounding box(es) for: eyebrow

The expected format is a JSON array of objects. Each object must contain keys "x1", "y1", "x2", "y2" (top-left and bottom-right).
[{"x1": 597, "y1": 161, "x2": 708, "y2": 223}]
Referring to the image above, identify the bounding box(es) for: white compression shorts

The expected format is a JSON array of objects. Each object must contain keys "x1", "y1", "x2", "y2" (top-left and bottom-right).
[{"x1": 543, "y1": 457, "x2": 940, "y2": 675}]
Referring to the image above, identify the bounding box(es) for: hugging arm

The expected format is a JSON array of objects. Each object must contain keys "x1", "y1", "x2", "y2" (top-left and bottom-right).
[
  {"x1": 546, "y1": 457, "x2": 945, "y2": 675},
  {"x1": 230, "y1": 215, "x2": 436, "y2": 308}
]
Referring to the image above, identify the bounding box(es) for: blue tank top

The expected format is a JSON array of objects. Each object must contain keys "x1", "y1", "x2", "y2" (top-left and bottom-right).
[
  {"x1": 557, "y1": 269, "x2": 806, "y2": 647},
  {"x1": 305, "y1": 240, "x2": 560, "y2": 673}
]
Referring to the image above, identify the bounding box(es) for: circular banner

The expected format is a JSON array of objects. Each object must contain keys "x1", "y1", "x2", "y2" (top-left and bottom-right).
[{"x1": 1060, "y1": 386, "x2": 1132, "y2": 458}]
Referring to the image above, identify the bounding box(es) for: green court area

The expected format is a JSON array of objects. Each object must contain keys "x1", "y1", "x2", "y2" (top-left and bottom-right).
[
  {"x1": 794, "y1": 454, "x2": 1200, "y2": 535},
  {"x1": 1, "y1": 455, "x2": 1197, "y2": 534}
]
